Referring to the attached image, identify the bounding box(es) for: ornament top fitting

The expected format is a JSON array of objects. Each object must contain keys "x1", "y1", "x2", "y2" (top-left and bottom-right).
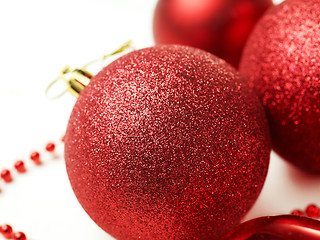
[{"x1": 46, "y1": 40, "x2": 134, "y2": 99}]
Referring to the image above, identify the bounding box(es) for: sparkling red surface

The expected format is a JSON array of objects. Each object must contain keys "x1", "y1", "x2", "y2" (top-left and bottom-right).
[
  {"x1": 221, "y1": 215, "x2": 320, "y2": 240},
  {"x1": 239, "y1": 0, "x2": 320, "y2": 173},
  {"x1": 65, "y1": 45, "x2": 270, "y2": 239},
  {"x1": 153, "y1": 0, "x2": 273, "y2": 68}
]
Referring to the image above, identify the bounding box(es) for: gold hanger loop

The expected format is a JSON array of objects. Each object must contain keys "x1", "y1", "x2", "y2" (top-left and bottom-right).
[{"x1": 46, "y1": 40, "x2": 134, "y2": 99}]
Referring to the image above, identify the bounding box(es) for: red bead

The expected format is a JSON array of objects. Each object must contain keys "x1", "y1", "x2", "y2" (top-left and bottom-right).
[
  {"x1": 14, "y1": 160, "x2": 26, "y2": 173},
  {"x1": 306, "y1": 204, "x2": 320, "y2": 218},
  {"x1": 291, "y1": 209, "x2": 304, "y2": 216},
  {"x1": 30, "y1": 152, "x2": 41, "y2": 164},
  {"x1": 45, "y1": 142, "x2": 55, "y2": 152},
  {"x1": 0, "y1": 224, "x2": 13, "y2": 239},
  {"x1": 1, "y1": 169, "x2": 13, "y2": 183},
  {"x1": 61, "y1": 135, "x2": 65, "y2": 142},
  {"x1": 13, "y1": 232, "x2": 27, "y2": 240}
]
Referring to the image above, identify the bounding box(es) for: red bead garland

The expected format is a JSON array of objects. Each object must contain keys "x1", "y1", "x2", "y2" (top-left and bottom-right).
[
  {"x1": 0, "y1": 225, "x2": 26, "y2": 240},
  {"x1": 0, "y1": 139, "x2": 63, "y2": 240},
  {"x1": 291, "y1": 204, "x2": 320, "y2": 219},
  {"x1": 0, "y1": 142, "x2": 59, "y2": 187}
]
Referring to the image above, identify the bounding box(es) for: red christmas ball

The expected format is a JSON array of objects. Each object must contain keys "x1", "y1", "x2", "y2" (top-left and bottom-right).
[
  {"x1": 65, "y1": 45, "x2": 270, "y2": 239},
  {"x1": 239, "y1": 0, "x2": 320, "y2": 174},
  {"x1": 153, "y1": 0, "x2": 273, "y2": 68}
]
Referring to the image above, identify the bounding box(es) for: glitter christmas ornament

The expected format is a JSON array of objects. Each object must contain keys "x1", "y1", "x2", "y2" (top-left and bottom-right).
[
  {"x1": 64, "y1": 45, "x2": 270, "y2": 239},
  {"x1": 221, "y1": 215, "x2": 320, "y2": 240},
  {"x1": 153, "y1": 0, "x2": 273, "y2": 68},
  {"x1": 239, "y1": 0, "x2": 320, "y2": 174}
]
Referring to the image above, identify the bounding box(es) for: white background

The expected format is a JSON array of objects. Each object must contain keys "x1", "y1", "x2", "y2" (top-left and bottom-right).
[{"x1": 0, "y1": 0, "x2": 319, "y2": 239}]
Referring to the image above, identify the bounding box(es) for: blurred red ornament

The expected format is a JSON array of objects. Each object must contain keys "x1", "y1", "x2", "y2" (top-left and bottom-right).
[
  {"x1": 221, "y1": 215, "x2": 320, "y2": 240},
  {"x1": 239, "y1": 0, "x2": 320, "y2": 174},
  {"x1": 153, "y1": 0, "x2": 273, "y2": 68},
  {"x1": 65, "y1": 45, "x2": 270, "y2": 240}
]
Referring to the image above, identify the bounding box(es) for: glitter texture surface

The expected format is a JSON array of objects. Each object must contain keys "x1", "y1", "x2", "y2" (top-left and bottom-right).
[
  {"x1": 65, "y1": 45, "x2": 270, "y2": 239},
  {"x1": 239, "y1": 0, "x2": 320, "y2": 173}
]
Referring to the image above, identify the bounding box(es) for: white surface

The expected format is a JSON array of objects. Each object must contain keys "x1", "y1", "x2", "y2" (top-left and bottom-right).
[{"x1": 0, "y1": 0, "x2": 319, "y2": 240}]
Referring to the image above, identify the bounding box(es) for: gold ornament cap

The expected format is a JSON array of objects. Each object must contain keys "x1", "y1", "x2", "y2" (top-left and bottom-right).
[{"x1": 46, "y1": 41, "x2": 133, "y2": 99}]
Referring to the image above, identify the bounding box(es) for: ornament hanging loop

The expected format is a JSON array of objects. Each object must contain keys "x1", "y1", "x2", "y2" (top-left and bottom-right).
[
  {"x1": 81, "y1": 40, "x2": 134, "y2": 70},
  {"x1": 46, "y1": 40, "x2": 134, "y2": 99},
  {"x1": 45, "y1": 66, "x2": 93, "y2": 99}
]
